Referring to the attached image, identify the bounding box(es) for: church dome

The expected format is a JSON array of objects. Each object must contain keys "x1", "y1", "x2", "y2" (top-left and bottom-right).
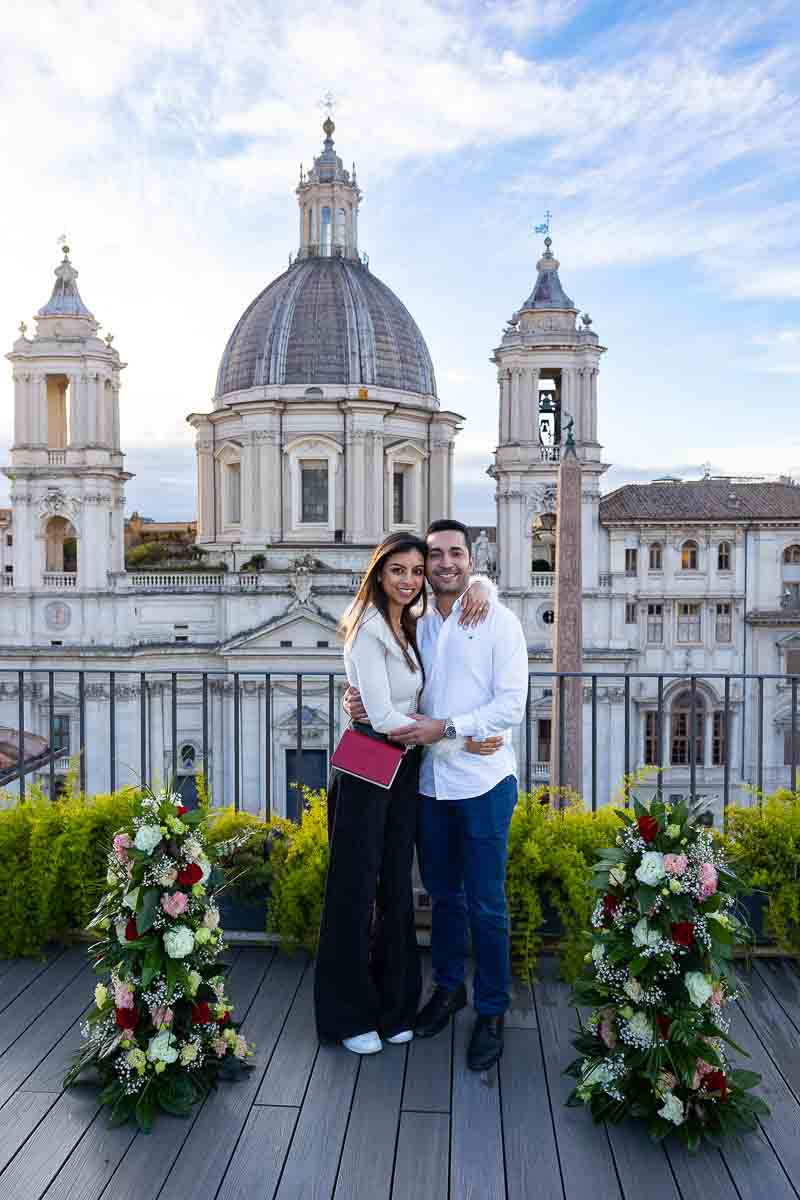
[{"x1": 215, "y1": 256, "x2": 437, "y2": 399}]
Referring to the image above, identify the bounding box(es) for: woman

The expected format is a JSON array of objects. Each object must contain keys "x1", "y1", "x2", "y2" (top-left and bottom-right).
[{"x1": 314, "y1": 532, "x2": 497, "y2": 1055}]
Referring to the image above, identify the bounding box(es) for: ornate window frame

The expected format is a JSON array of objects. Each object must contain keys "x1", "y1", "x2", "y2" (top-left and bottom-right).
[
  {"x1": 214, "y1": 441, "x2": 242, "y2": 530},
  {"x1": 385, "y1": 440, "x2": 426, "y2": 532},
  {"x1": 284, "y1": 436, "x2": 342, "y2": 535}
]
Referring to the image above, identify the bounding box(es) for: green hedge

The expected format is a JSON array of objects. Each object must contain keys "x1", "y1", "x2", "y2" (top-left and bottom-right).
[{"x1": 3, "y1": 785, "x2": 800, "y2": 974}]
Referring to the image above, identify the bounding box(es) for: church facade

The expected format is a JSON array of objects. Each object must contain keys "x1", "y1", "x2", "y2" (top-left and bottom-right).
[{"x1": 1, "y1": 118, "x2": 799, "y2": 817}]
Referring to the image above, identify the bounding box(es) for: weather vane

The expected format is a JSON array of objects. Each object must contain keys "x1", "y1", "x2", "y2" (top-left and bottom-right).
[
  {"x1": 57, "y1": 233, "x2": 70, "y2": 256},
  {"x1": 534, "y1": 210, "x2": 552, "y2": 236},
  {"x1": 319, "y1": 91, "x2": 335, "y2": 117}
]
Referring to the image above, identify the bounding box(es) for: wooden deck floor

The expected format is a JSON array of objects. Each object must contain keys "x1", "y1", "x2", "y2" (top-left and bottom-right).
[{"x1": 1, "y1": 946, "x2": 799, "y2": 1200}]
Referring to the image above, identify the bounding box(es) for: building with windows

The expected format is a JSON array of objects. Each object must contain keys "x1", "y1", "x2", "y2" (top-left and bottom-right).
[{"x1": 0, "y1": 116, "x2": 798, "y2": 817}]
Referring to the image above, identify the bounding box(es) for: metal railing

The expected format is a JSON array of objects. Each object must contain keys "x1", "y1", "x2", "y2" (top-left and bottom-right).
[{"x1": 1, "y1": 668, "x2": 797, "y2": 821}]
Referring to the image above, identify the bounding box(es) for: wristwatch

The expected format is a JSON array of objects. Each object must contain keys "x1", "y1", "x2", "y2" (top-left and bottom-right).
[{"x1": 443, "y1": 719, "x2": 457, "y2": 740}]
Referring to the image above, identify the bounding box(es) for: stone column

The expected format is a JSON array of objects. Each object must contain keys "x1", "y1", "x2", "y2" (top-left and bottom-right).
[
  {"x1": 111, "y1": 384, "x2": 121, "y2": 451},
  {"x1": 365, "y1": 430, "x2": 384, "y2": 540},
  {"x1": 550, "y1": 436, "x2": 583, "y2": 800},
  {"x1": 588, "y1": 368, "x2": 599, "y2": 442},
  {"x1": 497, "y1": 371, "x2": 506, "y2": 444},
  {"x1": 196, "y1": 438, "x2": 215, "y2": 539},
  {"x1": 428, "y1": 432, "x2": 450, "y2": 524},
  {"x1": 256, "y1": 431, "x2": 281, "y2": 542},
  {"x1": 527, "y1": 368, "x2": 540, "y2": 442},
  {"x1": 347, "y1": 428, "x2": 367, "y2": 541},
  {"x1": 239, "y1": 433, "x2": 259, "y2": 542},
  {"x1": 13, "y1": 374, "x2": 25, "y2": 446}
]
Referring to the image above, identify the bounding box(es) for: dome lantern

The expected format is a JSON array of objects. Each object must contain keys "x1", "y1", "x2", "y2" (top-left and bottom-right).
[{"x1": 296, "y1": 117, "x2": 362, "y2": 261}]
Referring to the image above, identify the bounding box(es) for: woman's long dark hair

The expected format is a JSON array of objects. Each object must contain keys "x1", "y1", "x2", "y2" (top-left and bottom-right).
[{"x1": 339, "y1": 532, "x2": 428, "y2": 675}]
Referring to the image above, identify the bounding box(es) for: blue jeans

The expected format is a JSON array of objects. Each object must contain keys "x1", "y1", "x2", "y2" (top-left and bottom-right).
[{"x1": 417, "y1": 775, "x2": 517, "y2": 1016}]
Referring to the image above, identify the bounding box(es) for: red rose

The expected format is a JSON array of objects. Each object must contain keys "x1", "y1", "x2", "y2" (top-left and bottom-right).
[
  {"x1": 191, "y1": 1002, "x2": 213, "y2": 1024},
  {"x1": 125, "y1": 917, "x2": 140, "y2": 942},
  {"x1": 637, "y1": 815, "x2": 660, "y2": 843},
  {"x1": 115, "y1": 1005, "x2": 140, "y2": 1030},
  {"x1": 671, "y1": 922, "x2": 695, "y2": 948},
  {"x1": 656, "y1": 1013, "x2": 672, "y2": 1040},
  {"x1": 219, "y1": 1011, "x2": 231, "y2": 1026},
  {"x1": 176, "y1": 805, "x2": 188, "y2": 816},
  {"x1": 702, "y1": 1070, "x2": 728, "y2": 1101},
  {"x1": 602, "y1": 894, "x2": 620, "y2": 922},
  {"x1": 177, "y1": 863, "x2": 203, "y2": 886}
]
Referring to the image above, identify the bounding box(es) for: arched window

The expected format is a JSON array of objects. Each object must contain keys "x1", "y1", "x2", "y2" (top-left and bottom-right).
[
  {"x1": 335, "y1": 207, "x2": 346, "y2": 248},
  {"x1": 321, "y1": 206, "x2": 331, "y2": 252},
  {"x1": 670, "y1": 690, "x2": 705, "y2": 766},
  {"x1": 784, "y1": 545, "x2": 800, "y2": 564},
  {"x1": 717, "y1": 541, "x2": 732, "y2": 571},
  {"x1": 226, "y1": 463, "x2": 241, "y2": 525},
  {"x1": 681, "y1": 540, "x2": 699, "y2": 570},
  {"x1": 44, "y1": 516, "x2": 78, "y2": 574},
  {"x1": 649, "y1": 542, "x2": 663, "y2": 571}
]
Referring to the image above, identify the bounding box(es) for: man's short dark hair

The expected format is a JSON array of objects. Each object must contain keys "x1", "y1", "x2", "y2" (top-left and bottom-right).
[{"x1": 425, "y1": 519, "x2": 472, "y2": 555}]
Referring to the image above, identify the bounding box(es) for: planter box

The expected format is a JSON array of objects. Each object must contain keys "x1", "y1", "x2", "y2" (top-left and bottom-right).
[
  {"x1": 741, "y1": 892, "x2": 771, "y2": 945},
  {"x1": 217, "y1": 893, "x2": 268, "y2": 934}
]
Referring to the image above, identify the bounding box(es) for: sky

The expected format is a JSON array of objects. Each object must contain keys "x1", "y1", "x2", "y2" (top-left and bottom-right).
[{"x1": 1, "y1": 0, "x2": 799, "y2": 525}]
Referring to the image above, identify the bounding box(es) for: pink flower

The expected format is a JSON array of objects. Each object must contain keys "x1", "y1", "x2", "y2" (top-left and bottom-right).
[
  {"x1": 113, "y1": 833, "x2": 133, "y2": 862},
  {"x1": 711, "y1": 987, "x2": 724, "y2": 1008},
  {"x1": 160, "y1": 891, "x2": 189, "y2": 918},
  {"x1": 114, "y1": 982, "x2": 135, "y2": 1010},
  {"x1": 212, "y1": 1037, "x2": 228, "y2": 1058},
  {"x1": 664, "y1": 854, "x2": 688, "y2": 876},
  {"x1": 691, "y1": 1059, "x2": 716, "y2": 1089},
  {"x1": 699, "y1": 863, "x2": 718, "y2": 899},
  {"x1": 150, "y1": 1005, "x2": 173, "y2": 1027},
  {"x1": 598, "y1": 1007, "x2": 617, "y2": 1049},
  {"x1": 202, "y1": 908, "x2": 220, "y2": 931}
]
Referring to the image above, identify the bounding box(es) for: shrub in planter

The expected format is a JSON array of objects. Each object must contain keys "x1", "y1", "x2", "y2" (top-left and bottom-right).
[
  {"x1": 726, "y1": 790, "x2": 800, "y2": 952},
  {"x1": 205, "y1": 809, "x2": 271, "y2": 932},
  {"x1": 266, "y1": 789, "x2": 329, "y2": 954}
]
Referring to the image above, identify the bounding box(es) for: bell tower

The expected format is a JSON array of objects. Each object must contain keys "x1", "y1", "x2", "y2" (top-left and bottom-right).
[
  {"x1": 4, "y1": 246, "x2": 132, "y2": 592},
  {"x1": 489, "y1": 236, "x2": 607, "y2": 601}
]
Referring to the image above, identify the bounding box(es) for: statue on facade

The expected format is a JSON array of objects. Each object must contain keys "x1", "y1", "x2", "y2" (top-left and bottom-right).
[{"x1": 474, "y1": 529, "x2": 490, "y2": 574}]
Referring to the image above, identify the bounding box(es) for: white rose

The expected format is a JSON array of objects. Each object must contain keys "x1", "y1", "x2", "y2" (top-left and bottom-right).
[
  {"x1": 198, "y1": 857, "x2": 212, "y2": 884},
  {"x1": 685, "y1": 971, "x2": 714, "y2": 1007},
  {"x1": 180, "y1": 1042, "x2": 199, "y2": 1065},
  {"x1": 627, "y1": 1011, "x2": 652, "y2": 1044},
  {"x1": 163, "y1": 926, "x2": 195, "y2": 959},
  {"x1": 632, "y1": 917, "x2": 661, "y2": 949},
  {"x1": 186, "y1": 970, "x2": 202, "y2": 997},
  {"x1": 624, "y1": 977, "x2": 642, "y2": 1002},
  {"x1": 666, "y1": 824, "x2": 681, "y2": 838},
  {"x1": 658, "y1": 1092, "x2": 685, "y2": 1125},
  {"x1": 147, "y1": 1031, "x2": 179, "y2": 1064},
  {"x1": 635, "y1": 851, "x2": 666, "y2": 886},
  {"x1": 134, "y1": 824, "x2": 163, "y2": 855},
  {"x1": 609, "y1": 865, "x2": 627, "y2": 887}
]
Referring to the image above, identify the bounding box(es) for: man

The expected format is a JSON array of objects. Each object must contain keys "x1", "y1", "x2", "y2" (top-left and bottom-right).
[{"x1": 344, "y1": 519, "x2": 528, "y2": 1070}]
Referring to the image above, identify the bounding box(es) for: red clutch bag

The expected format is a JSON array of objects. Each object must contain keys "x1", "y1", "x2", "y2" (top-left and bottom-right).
[{"x1": 331, "y1": 725, "x2": 407, "y2": 789}]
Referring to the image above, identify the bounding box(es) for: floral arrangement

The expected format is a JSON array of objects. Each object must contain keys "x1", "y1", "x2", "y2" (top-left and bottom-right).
[
  {"x1": 64, "y1": 788, "x2": 255, "y2": 1132},
  {"x1": 566, "y1": 797, "x2": 769, "y2": 1150}
]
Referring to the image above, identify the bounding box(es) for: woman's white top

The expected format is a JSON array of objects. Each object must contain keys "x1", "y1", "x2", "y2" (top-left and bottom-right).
[{"x1": 344, "y1": 606, "x2": 422, "y2": 735}]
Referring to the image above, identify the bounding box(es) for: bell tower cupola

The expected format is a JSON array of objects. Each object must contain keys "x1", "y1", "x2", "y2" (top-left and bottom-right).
[
  {"x1": 296, "y1": 117, "x2": 362, "y2": 260},
  {"x1": 4, "y1": 245, "x2": 132, "y2": 593}
]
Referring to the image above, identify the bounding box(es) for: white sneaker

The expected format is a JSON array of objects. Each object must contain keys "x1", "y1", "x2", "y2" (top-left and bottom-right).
[
  {"x1": 342, "y1": 1031, "x2": 382, "y2": 1055},
  {"x1": 386, "y1": 1030, "x2": 414, "y2": 1044}
]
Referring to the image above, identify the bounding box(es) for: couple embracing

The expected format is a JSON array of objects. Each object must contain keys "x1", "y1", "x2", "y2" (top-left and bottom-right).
[{"x1": 314, "y1": 520, "x2": 528, "y2": 1072}]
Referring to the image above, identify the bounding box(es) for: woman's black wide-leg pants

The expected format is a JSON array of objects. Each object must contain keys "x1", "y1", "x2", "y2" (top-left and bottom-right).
[{"x1": 314, "y1": 748, "x2": 422, "y2": 1043}]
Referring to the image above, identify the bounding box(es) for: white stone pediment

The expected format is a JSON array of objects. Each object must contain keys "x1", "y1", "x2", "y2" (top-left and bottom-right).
[{"x1": 222, "y1": 606, "x2": 340, "y2": 654}]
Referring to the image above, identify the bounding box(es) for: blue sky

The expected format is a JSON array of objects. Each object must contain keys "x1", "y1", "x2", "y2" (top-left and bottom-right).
[{"x1": 1, "y1": 0, "x2": 798, "y2": 524}]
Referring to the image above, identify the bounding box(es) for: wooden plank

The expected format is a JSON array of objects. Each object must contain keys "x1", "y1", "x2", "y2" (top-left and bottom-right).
[
  {"x1": 274, "y1": 1046, "x2": 360, "y2": 1200},
  {"x1": 450, "y1": 1006, "x2": 506, "y2": 1200},
  {"x1": 722, "y1": 1000, "x2": 800, "y2": 1195},
  {"x1": 95, "y1": 947, "x2": 274, "y2": 1200},
  {"x1": 737, "y1": 967, "x2": 800, "y2": 1102},
  {"x1": 216, "y1": 1106, "x2": 298, "y2": 1200},
  {"x1": 42, "y1": 1110, "x2": 138, "y2": 1200},
  {"x1": 0, "y1": 948, "x2": 65, "y2": 1015},
  {"x1": 402, "y1": 953, "x2": 452, "y2": 1114},
  {"x1": 533, "y1": 960, "x2": 622, "y2": 1200},
  {"x1": 256, "y1": 960, "x2": 317, "y2": 1106},
  {"x1": 334, "y1": 1044, "x2": 407, "y2": 1200},
  {"x1": 392, "y1": 1112, "x2": 449, "y2": 1200},
  {"x1": 157, "y1": 953, "x2": 305, "y2": 1200},
  {"x1": 0, "y1": 1091, "x2": 59, "y2": 1175},
  {"x1": 21, "y1": 1010, "x2": 93, "y2": 1094},
  {"x1": 0, "y1": 1087, "x2": 99, "y2": 1200},
  {"x1": 752, "y1": 959, "x2": 800, "y2": 1037},
  {"x1": 665, "y1": 1143, "x2": 739, "y2": 1200},
  {"x1": 0, "y1": 946, "x2": 87, "y2": 1057},
  {"x1": 0, "y1": 968, "x2": 92, "y2": 1108},
  {"x1": 506, "y1": 974, "x2": 537, "y2": 1030},
  {"x1": 500, "y1": 1028, "x2": 562, "y2": 1200},
  {"x1": 606, "y1": 1122, "x2": 679, "y2": 1200}
]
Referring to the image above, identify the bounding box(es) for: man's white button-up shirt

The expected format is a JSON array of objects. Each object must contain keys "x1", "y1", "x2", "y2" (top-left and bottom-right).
[{"x1": 417, "y1": 593, "x2": 529, "y2": 801}]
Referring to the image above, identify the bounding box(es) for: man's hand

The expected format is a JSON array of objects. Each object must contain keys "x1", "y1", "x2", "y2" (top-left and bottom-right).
[
  {"x1": 391, "y1": 714, "x2": 446, "y2": 746},
  {"x1": 465, "y1": 734, "x2": 505, "y2": 756},
  {"x1": 343, "y1": 685, "x2": 368, "y2": 723}
]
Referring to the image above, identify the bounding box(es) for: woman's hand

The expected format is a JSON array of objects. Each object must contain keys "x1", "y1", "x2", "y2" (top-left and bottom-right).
[
  {"x1": 459, "y1": 579, "x2": 494, "y2": 628},
  {"x1": 465, "y1": 734, "x2": 505, "y2": 756}
]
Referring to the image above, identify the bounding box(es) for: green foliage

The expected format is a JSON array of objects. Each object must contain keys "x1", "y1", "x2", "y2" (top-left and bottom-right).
[
  {"x1": 506, "y1": 787, "x2": 619, "y2": 981},
  {"x1": 125, "y1": 542, "x2": 169, "y2": 567},
  {"x1": 266, "y1": 788, "x2": 329, "y2": 954},
  {"x1": 725, "y1": 790, "x2": 800, "y2": 951},
  {"x1": 205, "y1": 809, "x2": 271, "y2": 902},
  {"x1": 0, "y1": 785, "x2": 138, "y2": 956}
]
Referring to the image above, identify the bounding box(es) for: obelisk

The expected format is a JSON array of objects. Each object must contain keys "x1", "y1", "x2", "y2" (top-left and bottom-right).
[{"x1": 550, "y1": 418, "x2": 583, "y2": 802}]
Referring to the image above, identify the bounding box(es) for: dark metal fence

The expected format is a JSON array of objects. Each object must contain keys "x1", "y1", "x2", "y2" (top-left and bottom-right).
[{"x1": 1, "y1": 668, "x2": 797, "y2": 817}]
